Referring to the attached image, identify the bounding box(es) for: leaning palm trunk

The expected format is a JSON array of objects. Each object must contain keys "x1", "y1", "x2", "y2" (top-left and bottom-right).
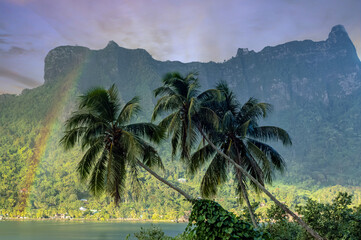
[
  {"x1": 136, "y1": 160, "x2": 193, "y2": 201},
  {"x1": 198, "y1": 126, "x2": 324, "y2": 240},
  {"x1": 234, "y1": 146, "x2": 258, "y2": 228},
  {"x1": 239, "y1": 177, "x2": 258, "y2": 228}
]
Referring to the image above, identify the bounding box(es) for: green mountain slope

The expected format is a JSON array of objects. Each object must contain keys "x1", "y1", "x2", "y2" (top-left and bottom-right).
[{"x1": 0, "y1": 25, "x2": 360, "y2": 217}]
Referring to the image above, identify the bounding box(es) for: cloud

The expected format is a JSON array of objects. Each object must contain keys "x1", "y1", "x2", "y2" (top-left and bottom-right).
[
  {"x1": 0, "y1": 46, "x2": 31, "y2": 55},
  {"x1": 7, "y1": 46, "x2": 28, "y2": 54},
  {"x1": 0, "y1": 34, "x2": 10, "y2": 44},
  {"x1": 0, "y1": 66, "x2": 41, "y2": 87},
  {"x1": 1, "y1": 0, "x2": 361, "y2": 64},
  {"x1": 21, "y1": 0, "x2": 359, "y2": 62}
]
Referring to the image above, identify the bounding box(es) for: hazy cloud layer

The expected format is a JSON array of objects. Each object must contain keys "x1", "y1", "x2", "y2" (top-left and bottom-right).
[
  {"x1": 0, "y1": 66, "x2": 41, "y2": 87},
  {"x1": 0, "y1": 0, "x2": 360, "y2": 94}
]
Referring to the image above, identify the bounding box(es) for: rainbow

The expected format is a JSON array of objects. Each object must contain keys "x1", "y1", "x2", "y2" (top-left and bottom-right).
[{"x1": 18, "y1": 61, "x2": 86, "y2": 212}]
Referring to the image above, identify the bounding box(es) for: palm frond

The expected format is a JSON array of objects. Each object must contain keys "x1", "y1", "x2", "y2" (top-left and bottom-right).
[
  {"x1": 79, "y1": 87, "x2": 117, "y2": 121},
  {"x1": 189, "y1": 144, "x2": 216, "y2": 175},
  {"x1": 128, "y1": 161, "x2": 141, "y2": 201},
  {"x1": 158, "y1": 111, "x2": 180, "y2": 135},
  {"x1": 233, "y1": 169, "x2": 248, "y2": 202},
  {"x1": 77, "y1": 139, "x2": 104, "y2": 182},
  {"x1": 200, "y1": 154, "x2": 228, "y2": 198},
  {"x1": 120, "y1": 130, "x2": 142, "y2": 162},
  {"x1": 88, "y1": 150, "x2": 108, "y2": 197},
  {"x1": 153, "y1": 86, "x2": 177, "y2": 98},
  {"x1": 64, "y1": 111, "x2": 106, "y2": 130},
  {"x1": 79, "y1": 87, "x2": 108, "y2": 109},
  {"x1": 171, "y1": 125, "x2": 181, "y2": 159},
  {"x1": 187, "y1": 82, "x2": 200, "y2": 99},
  {"x1": 125, "y1": 122, "x2": 165, "y2": 144},
  {"x1": 250, "y1": 140, "x2": 286, "y2": 173},
  {"x1": 222, "y1": 110, "x2": 235, "y2": 131},
  {"x1": 248, "y1": 126, "x2": 292, "y2": 146},
  {"x1": 196, "y1": 106, "x2": 220, "y2": 132},
  {"x1": 107, "y1": 150, "x2": 127, "y2": 205},
  {"x1": 237, "y1": 120, "x2": 251, "y2": 138},
  {"x1": 152, "y1": 95, "x2": 182, "y2": 121},
  {"x1": 161, "y1": 72, "x2": 183, "y2": 85},
  {"x1": 60, "y1": 127, "x2": 87, "y2": 150},
  {"x1": 197, "y1": 88, "x2": 221, "y2": 102},
  {"x1": 107, "y1": 84, "x2": 120, "y2": 103},
  {"x1": 245, "y1": 139, "x2": 272, "y2": 183},
  {"x1": 239, "y1": 98, "x2": 273, "y2": 122},
  {"x1": 140, "y1": 142, "x2": 164, "y2": 170},
  {"x1": 117, "y1": 96, "x2": 141, "y2": 124},
  {"x1": 80, "y1": 122, "x2": 108, "y2": 150}
]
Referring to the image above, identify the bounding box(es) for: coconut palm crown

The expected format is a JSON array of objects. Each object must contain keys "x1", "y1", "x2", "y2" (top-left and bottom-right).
[
  {"x1": 189, "y1": 81, "x2": 292, "y2": 227},
  {"x1": 60, "y1": 85, "x2": 164, "y2": 204},
  {"x1": 191, "y1": 81, "x2": 292, "y2": 199},
  {"x1": 152, "y1": 72, "x2": 219, "y2": 161}
]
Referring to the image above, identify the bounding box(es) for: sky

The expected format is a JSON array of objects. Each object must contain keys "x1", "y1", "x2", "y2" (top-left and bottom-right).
[{"x1": 0, "y1": 0, "x2": 360, "y2": 94}]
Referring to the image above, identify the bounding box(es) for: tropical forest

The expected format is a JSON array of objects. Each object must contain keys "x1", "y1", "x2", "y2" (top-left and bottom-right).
[{"x1": 0, "y1": 1, "x2": 361, "y2": 240}]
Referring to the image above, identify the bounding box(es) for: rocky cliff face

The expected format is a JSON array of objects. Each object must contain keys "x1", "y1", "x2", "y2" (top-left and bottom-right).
[
  {"x1": 42, "y1": 25, "x2": 361, "y2": 185},
  {"x1": 44, "y1": 46, "x2": 90, "y2": 83}
]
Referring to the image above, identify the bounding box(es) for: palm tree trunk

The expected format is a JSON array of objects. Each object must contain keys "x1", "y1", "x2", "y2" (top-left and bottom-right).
[
  {"x1": 239, "y1": 179, "x2": 258, "y2": 228},
  {"x1": 234, "y1": 145, "x2": 258, "y2": 228},
  {"x1": 197, "y1": 126, "x2": 324, "y2": 240},
  {"x1": 136, "y1": 160, "x2": 193, "y2": 201}
]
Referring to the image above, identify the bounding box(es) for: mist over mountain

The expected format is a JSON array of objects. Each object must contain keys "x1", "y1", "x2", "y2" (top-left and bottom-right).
[{"x1": 0, "y1": 25, "x2": 360, "y2": 211}]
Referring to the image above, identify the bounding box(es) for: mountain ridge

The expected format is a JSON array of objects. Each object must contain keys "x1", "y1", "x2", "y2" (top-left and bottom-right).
[
  {"x1": 1, "y1": 25, "x2": 360, "y2": 213},
  {"x1": 40, "y1": 24, "x2": 361, "y2": 186}
]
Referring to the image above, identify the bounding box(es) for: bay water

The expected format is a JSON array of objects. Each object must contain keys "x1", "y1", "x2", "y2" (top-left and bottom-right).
[{"x1": 0, "y1": 221, "x2": 187, "y2": 240}]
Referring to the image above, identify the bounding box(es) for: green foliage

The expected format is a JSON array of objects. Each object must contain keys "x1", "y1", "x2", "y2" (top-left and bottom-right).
[
  {"x1": 262, "y1": 204, "x2": 303, "y2": 240},
  {"x1": 185, "y1": 199, "x2": 269, "y2": 240},
  {"x1": 262, "y1": 220, "x2": 303, "y2": 240},
  {"x1": 190, "y1": 83, "x2": 291, "y2": 199},
  {"x1": 129, "y1": 224, "x2": 193, "y2": 240},
  {"x1": 152, "y1": 71, "x2": 220, "y2": 161},
  {"x1": 262, "y1": 192, "x2": 361, "y2": 240},
  {"x1": 60, "y1": 85, "x2": 165, "y2": 204},
  {"x1": 242, "y1": 202, "x2": 260, "y2": 223},
  {"x1": 0, "y1": 46, "x2": 361, "y2": 240},
  {"x1": 296, "y1": 192, "x2": 361, "y2": 240},
  {"x1": 133, "y1": 224, "x2": 166, "y2": 240},
  {"x1": 266, "y1": 203, "x2": 289, "y2": 222}
]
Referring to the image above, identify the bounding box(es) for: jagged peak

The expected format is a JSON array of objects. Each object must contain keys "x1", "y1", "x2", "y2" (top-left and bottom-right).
[
  {"x1": 327, "y1": 25, "x2": 350, "y2": 43},
  {"x1": 236, "y1": 48, "x2": 255, "y2": 57},
  {"x1": 330, "y1": 25, "x2": 347, "y2": 34},
  {"x1": 105, "y1": 40, "x2": 119, "y2": 49}
]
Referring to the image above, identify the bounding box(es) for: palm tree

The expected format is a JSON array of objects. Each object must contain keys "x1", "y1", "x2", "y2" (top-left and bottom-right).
[
  {"x1": 153, "y1": 73, "x2": 324, "y2": 240},
  {"x1": 190, "y1": 81, "x2": 291, "y2": 228},
  {"x1": 60, "y1": 85, "x2": 192, "y2": 204},
  {"x1": 152, "y1": 72, "x2": 219, "y2": 161}
]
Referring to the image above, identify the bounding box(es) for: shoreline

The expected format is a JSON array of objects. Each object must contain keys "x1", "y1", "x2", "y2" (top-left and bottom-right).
[{"x1": 0, "y1": 217, "x2": 188, "y2": 223}]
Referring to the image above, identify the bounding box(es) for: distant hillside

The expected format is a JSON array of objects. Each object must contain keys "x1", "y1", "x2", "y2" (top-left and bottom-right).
[
  {"x1": 0, "y1": 25, "x2": 360, "y2": 213},
  {"x1": 42, "y1": 24, "x2": 361, "y2": 185}
]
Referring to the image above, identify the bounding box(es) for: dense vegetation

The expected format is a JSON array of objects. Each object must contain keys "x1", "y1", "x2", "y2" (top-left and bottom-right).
[
  {"x1": 0, "y1": 72, "x2": 361, "y2": 223},
  {"x1": 1, "y1": 27, "x2": 361, "y2": 238},
  {"x1": 38, "y1": 27, "x2": 361, "y2": 188},
  {"x1": 262, "y1": 192, "x2": 361, "y2": 240},
  {"x1": 126, "y1": 192, "x2": 361, "y2": 239}
]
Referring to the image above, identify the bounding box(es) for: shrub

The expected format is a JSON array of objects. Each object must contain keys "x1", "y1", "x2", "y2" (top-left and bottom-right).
[{"x1": 185, "y1": 199, "x2": 269, "y2": 240}]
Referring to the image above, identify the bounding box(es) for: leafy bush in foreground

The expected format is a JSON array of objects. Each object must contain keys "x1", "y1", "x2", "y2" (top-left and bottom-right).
[
  {"x1": 129, "y1": 224, "x2": 192, "y2": 240},
  {"x1": 185, "y1": 199, "x2": 269, "y2": 240},
  {"x1": 133, "y1": 225, "x2": 166, "y2": 240}
]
